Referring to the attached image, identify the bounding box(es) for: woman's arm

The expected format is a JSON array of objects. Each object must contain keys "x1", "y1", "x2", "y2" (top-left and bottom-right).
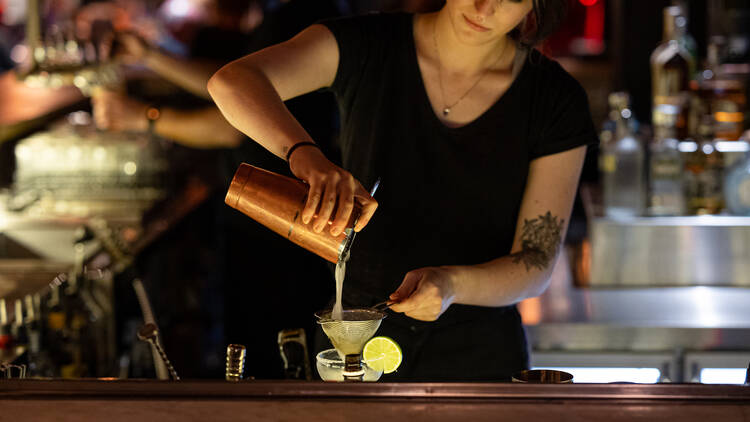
[
  {"x1": 390, "y1": 146, "x2": 587, "y2": 321},
  {"x1": 207, "y1": 24, "x2": 338, "y2": 159},
  {"x1": 207, "y1": 24, "x2": 377, "y2": 236}
]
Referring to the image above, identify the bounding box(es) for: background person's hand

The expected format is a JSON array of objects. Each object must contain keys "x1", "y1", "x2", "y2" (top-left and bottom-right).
[
  {"x1": 75, "y1": 2, "x2": 130, "y2": 41},
  {"x1": 389, "y1": 267, "x2": 457, "y2": 321},
  {"x1": 288, "y1": 146, "x2": 378, "y2": 236},
  {"x1": 114, "y1": 32, "x2": 150, "y2": 64},
  {"x1": 91, "y1": 89, "x2": 149, "y2": 132}
]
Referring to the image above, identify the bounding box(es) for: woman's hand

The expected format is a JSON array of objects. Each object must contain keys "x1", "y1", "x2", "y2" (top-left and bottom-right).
[
  {"x1": 288, "y1": 146, "x2": 377, "y2": 236},
  {"x1": 389, "y1": 267, "x2": 457, "y2": 321},
  {"x1": 91, "y1": 89, "x2": 148, "y2": 132}
]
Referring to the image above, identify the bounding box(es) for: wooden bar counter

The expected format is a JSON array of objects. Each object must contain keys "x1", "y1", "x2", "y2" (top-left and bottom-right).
[{"x1": 1, "y1": 379, "x2": 748, "y2": 421}]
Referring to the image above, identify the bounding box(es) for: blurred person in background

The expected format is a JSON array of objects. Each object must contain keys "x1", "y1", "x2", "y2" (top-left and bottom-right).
[{"x1": 91, "y1": 0, "x2": 347, "y2": 379}]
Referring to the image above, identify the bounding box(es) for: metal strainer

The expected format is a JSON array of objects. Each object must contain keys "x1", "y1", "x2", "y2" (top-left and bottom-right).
[{"x1": 316, "y1": 309, "x2": 386, "y2": 356}]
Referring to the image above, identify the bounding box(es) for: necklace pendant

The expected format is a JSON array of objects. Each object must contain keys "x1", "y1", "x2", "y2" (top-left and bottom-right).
[{"x1": 442, "y1": 108, "x2": 451, "y2": 116}]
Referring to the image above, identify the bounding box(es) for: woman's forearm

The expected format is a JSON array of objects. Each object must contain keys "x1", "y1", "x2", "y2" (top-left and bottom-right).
[
  {"x1": 207, "y1": 61, "x2": 315, "y2": 160},
  {"x1": 446, "y1": 251, "x2": 557, "y2": 307}
]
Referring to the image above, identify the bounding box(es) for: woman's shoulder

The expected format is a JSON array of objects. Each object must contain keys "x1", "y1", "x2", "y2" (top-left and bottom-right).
[{"x1": 524, "y1": 49, "x2": 587, "y2": 95}]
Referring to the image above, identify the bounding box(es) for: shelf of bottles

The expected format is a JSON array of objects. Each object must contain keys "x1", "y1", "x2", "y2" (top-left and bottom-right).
[
  {"x1": 0, "y1": 251, "x2": 117, "y2": 379},
  {"x1": 592, "y1": 5, "x2": 750, "y2": 287}
]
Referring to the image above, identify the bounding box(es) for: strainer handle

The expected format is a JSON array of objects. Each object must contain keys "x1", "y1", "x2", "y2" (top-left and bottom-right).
[{"x1": 372, "y1": 301, "x2": 394, "y2": 311}]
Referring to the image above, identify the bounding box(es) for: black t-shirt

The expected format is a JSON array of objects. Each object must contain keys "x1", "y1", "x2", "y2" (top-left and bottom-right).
[{"x1": 320, "y1": 12, "x2": 597, "y2": 381}]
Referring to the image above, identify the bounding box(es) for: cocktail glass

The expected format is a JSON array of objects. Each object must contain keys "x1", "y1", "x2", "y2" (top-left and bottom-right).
[{"x1": 315, "y1": 308, "x2": 386, "y2": 381}]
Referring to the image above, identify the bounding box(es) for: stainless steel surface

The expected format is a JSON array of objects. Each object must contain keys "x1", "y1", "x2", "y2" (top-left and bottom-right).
[
  {"x1": 684, "y1": 351, "x2": 750, "y2": 382},
  {"x1": 523, "y1": 248, "x2": 750, "y2": 352},
  {"x1": 590, "y1": 215, "x2": 750, "y2": 287},
  {"x1": 531, "y1": 249, "x2": 750, "y2": 328},
  {"x1": 529, "y1": 324, "x2": 750, "y2": 352},
  {"x1": 531, "y1": 351, "x2": 678, "y2": 382}
]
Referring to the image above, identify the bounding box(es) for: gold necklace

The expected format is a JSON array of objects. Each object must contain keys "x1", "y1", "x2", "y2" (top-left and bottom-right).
[{"x1": 432, "y1": 19, "x2": 508, "y2": 117}]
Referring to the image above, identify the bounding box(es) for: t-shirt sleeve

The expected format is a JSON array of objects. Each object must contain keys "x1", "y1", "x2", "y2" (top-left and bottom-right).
[
  {"x1": 319, "y1": 14, "x2": 379, "y2": 98},
  {"x1": 529, "y1": 62, "x2": 599, "y2": 160}
]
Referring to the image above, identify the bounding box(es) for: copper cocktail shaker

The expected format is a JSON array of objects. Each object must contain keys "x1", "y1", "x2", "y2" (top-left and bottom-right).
[{"x1": 225, "y1": 163, "x2": 359, "y2": 263}]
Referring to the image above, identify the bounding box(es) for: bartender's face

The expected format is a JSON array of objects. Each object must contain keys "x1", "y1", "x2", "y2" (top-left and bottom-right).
[{"x1": 445, "y1": 0, "x2": 533, "y2": 45}]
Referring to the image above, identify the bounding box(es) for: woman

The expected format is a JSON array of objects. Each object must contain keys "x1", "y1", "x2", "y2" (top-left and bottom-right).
[{"x1": 208, "y1": 0, "x2": 597, "y2": 381}]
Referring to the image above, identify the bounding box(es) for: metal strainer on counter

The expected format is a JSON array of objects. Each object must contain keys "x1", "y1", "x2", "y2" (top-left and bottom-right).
[{"x1": 315, "y1": 309, "x2": 386, "y2": 381}]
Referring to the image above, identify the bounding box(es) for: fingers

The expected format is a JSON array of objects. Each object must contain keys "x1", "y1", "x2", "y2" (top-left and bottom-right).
[
  {"x1": 302, "y1": 180, "x2": 323, "y2": 225},
  {"x1": 389, "y1": 269, "x2": 451, "y2": 322},
  {"x1": 330, "y1": 179, "x2": 356, "y2": 236},
  {"x1": 389, "y1": 270, "x2": 422, "y2": 303},
  {"x1": 313, "y1": 177, "x2": 338, "y2": 233},
  {"x1": 354, "y1": 185, "x2": 378, "y2": 232},
  {"x1": 292, "y1": 150, "x2": 377, "y2": 235}
]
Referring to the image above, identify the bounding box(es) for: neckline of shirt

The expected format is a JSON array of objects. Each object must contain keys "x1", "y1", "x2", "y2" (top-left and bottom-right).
[{"x1": 405, "y1": 13, "x2": 530, "y2": 133}]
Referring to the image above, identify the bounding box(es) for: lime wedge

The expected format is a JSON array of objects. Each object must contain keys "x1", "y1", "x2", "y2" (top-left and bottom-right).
[{"x1": 363, "y1": 336, "x2": 402, "y2": 374}]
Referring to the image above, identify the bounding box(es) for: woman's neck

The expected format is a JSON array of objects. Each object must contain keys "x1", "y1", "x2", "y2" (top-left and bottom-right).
[{"x1": 424, "y1": 11, "x2": 514, "y2": 76}]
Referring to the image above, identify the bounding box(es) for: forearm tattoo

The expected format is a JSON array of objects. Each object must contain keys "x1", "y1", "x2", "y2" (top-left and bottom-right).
[{"x1": 510, "y1": 211, "x2": 565, "y2": 272}]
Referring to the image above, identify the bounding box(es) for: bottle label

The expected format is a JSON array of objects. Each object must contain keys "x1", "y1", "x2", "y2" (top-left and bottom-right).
[
  {"x1": 652, "y1": 162, "x2": 681, "y2": 177},
  {"x1": 739, "y1": 179, "x2": 750, "y2": 207},
  {"x1": 600, "y1": 154, "x2": 616, "y2": 173}
]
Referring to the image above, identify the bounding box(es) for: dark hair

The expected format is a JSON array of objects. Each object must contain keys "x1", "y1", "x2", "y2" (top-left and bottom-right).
[{"x1": 512, "y1": 0, "x2": 567, "y2": 47}]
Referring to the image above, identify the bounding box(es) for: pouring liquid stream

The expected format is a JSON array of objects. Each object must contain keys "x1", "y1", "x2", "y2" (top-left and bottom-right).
[
  {"x1": 333, "y1": 259, "x2": 345, "y2": 321},
  {"x1": 330, "y1": 178, "x2": 379, "y2": 322}
]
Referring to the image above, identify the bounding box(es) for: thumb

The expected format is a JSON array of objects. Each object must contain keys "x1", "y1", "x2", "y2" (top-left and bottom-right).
[{"x1": 390, "y1": 270, "x2": 423, "y2": 302}]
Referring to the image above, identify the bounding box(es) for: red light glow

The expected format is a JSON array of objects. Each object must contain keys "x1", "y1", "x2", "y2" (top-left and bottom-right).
[{"x1": 579, "y1": 0, "x2": 598, "y2": 6}]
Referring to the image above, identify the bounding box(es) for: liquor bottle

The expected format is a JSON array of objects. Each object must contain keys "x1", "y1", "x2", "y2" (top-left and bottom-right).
[
  {"x1": 11, "y1": 299, "x2": 29, "y2": 365},
  {"x1": 649, "y1": 104, "x2": 685, "y2": 215},
  {"x1": 44, "y1": 285, "x2": 71, "y2": 378},
  {"x1": 25, "y1": 294, "x2": 55, "y2": 378},
  {"x1": 651, "y1": 5, "x2": 696, "y2": 140},
  {"x1": 725, "y1": 143, "x2": 750, "y2": 216},
  {"x1": 684, "y1": 117, "x2": 725, "y2": 214},
  {"x1": 0, "y1": 299, "x2": 12, "y2": 360},
  {"x1": 601, "y1": 92, "x2": 646, "y2": 218},
  {"x1": 692, "y1": 37, "x2": 747, "y2": 141}
]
